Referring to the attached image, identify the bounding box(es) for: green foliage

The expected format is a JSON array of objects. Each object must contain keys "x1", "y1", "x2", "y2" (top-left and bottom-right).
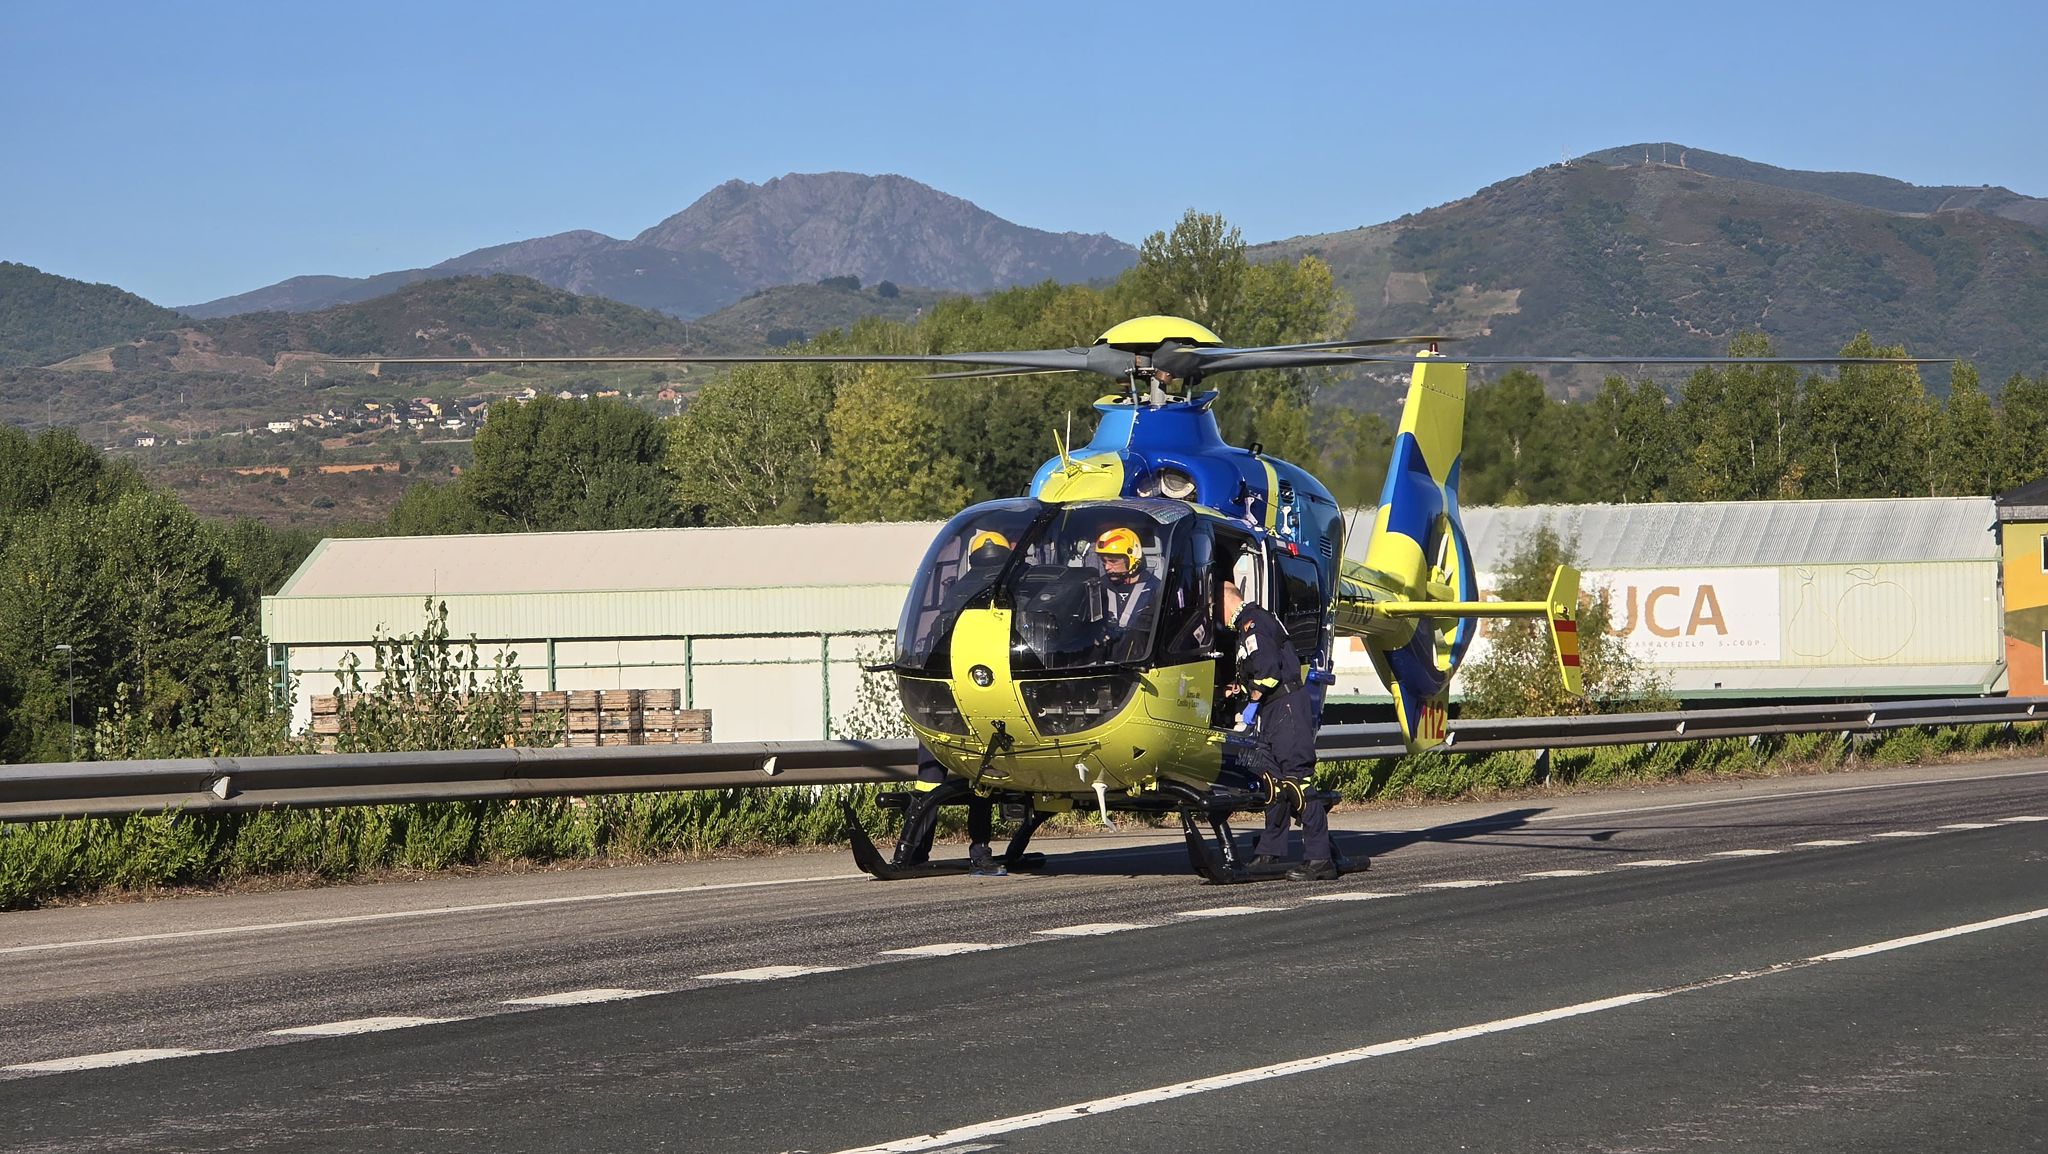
[
  {"x1": 1458, "y1": 523, "x2": 1668, "y2": 719},
  {"x1": 666, "y1": 363, "x2": 832, "y2": 525},
  {"x1": 330, "y1": 599, "x2": 556, "y2": 754},
  {"x1": 0, "y1": 262, "x2": 188, "y2": 369}
]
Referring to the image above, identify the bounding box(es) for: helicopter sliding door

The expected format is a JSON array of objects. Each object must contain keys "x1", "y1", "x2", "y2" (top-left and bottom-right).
[{"x1": 1207, "y1": 522, "x2": 1267, "y2": 729}]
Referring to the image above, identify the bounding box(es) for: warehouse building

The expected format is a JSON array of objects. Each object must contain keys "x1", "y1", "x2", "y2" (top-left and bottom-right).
[
  {"x1": 263, "y1": 522, "x2": 941, "y2": 741},
  {"x1": 264, "y1": 495, "x2": 2014, "y2": 740}
]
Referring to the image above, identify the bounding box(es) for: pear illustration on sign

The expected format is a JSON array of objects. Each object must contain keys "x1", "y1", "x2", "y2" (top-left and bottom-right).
[
  {"x1": 1788, "y1": 568, "x2": 1839, "y2": 658},
  {"x1": 1837, "y1": 567, "x2": 1915, "y2": 660}
]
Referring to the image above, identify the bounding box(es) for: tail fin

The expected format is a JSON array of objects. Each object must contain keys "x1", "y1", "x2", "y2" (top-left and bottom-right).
[{"x1": 1545, "y1": 564, "x2": 1583, "y2": 697}]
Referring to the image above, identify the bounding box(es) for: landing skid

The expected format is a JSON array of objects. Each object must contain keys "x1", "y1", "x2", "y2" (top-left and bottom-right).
[{"x1": 840, "y1": 796, "x2": 1049, "y2": 882}]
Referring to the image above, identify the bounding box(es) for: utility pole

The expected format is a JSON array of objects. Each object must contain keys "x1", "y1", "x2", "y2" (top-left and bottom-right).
[{"x1": 51, "y1": 644, "x2": 75, "y2": 759}]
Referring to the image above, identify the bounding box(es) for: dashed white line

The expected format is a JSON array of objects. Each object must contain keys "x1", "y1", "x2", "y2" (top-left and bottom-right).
[
  {"x1": 881, "y1": 943, "x2": 1004, "y2": 958},
  {"x1": 4, "y1": 1048, "x2": 217, "y2": 1073},
  {"x1": 1033, "y1": 922, "x2": 1155, "y2": 937},
  {"x1": 1795, "y1": 839, "x2": 1864, "y2": 847},
  {"x1": 1175, "y1": 905, "x2": 1287, "y2": 918},
  {"x1": 1417, "y1": 879, "x2": 1504, "y2": 889},
  {"x1": 1938, "y1": 822, "x2": 2000, "y2": 830},
  {"x1": 1617, "y1": 858, "x2": 1697, "y2": 867},
  {"x1": 824, "y1": 903, "x2": 2048, "y2": 1153},
  {"x1": 1998, "y1": 815, "x2": 2047, "y2": 822},
  {"x1": 1872, "y1": 830, "x2": 1941, "y2": 838},
  {"x1": 504, "y1": 988, "x2": 663, "y2": 1007},
  {"x1": 697, "y1": 965, "x2": 844, "y2": 981},
  {"x1": 1522, "y1": 868, "x2": 1602, "y2": 878},
  {"x1": 1, "y1": 872, "x2": 869, "y2": 957},
  {"x1": 1707, "y1": 849, "x2": 1783, "y2": 858},
  {"x1": 271, "y1": 1016, "x2": 457, "y2": 1037},
  {"x1": 1304, "y1": 891, "x2": 1408, "y2": 901}
]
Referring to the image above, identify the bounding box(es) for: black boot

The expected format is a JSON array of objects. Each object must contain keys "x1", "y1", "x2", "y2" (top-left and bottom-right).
[{"x1": 1286, "y1": 858, "x2": 1340, "y2": 882}]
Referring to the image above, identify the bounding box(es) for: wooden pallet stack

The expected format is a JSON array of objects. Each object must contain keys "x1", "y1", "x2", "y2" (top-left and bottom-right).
[{"x1": 310, "y1": 690, "x2": 709, "y2": 749}]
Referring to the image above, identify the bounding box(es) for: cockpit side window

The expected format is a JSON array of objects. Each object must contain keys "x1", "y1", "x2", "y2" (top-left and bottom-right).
[{"x1": 897, "y1": 500, "x2": 1042, "y2": 675}]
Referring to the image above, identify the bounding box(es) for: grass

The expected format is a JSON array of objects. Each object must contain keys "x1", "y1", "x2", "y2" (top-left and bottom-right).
[{"x1": 4, "y1": 721, "x2": 2040, "y2": 911}]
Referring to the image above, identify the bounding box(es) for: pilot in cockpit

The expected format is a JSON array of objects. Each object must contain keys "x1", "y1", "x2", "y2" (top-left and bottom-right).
[{"x1": 1093, "y1": 526, "x2": 1159, "y2": 644}]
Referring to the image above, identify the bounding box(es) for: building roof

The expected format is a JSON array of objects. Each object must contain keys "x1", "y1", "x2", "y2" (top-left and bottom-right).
[
  {"x1": 1433, "y1": 497, "x2": 1998, "y2": 570},
  {"x1": 275, "y1": 521, "x2": 947, "y2": 598}
]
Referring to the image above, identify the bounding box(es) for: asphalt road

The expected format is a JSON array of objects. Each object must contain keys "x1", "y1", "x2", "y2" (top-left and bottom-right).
[{"x1": 3, "y1": 759, "x2": 2045, "y2": 1152}]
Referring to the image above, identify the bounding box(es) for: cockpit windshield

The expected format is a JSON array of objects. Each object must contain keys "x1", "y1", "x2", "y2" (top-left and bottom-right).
[
  {"x1": 896, "y1": 499, "x2": 1189, "y2": 676},
  {"x1": 1002, "y1": 504, "x2": 1173, "y2": 672}
]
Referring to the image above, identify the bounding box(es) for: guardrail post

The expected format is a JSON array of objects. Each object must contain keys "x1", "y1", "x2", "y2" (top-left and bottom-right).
[{"x1": 1532, "y1": 747, "x2": 1551, "y2": 786}]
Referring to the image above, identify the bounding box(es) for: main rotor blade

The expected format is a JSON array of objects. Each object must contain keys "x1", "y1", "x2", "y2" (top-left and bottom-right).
[
  {"x1": 1331, "y1": 354, "x2": 1953, "y2": 366},
  {"x1": 323, "y1": 348, "x2": 1104, "y2": 373},
  {"x1": 918, "y1": 367, "x2": 1082, "y2": 381},
  {"x1": 1208, "y1": 333, "x2": 1456, "y2": 354}
]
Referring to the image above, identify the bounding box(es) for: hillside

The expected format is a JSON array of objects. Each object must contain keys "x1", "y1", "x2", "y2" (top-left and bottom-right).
[
  {"x1": 1580, "y1": 144, "x2": 2048, "y2": 228},
  {"x1": 686, "y1": 280, "x2": 950, "y2": 352},
  {"x1": 1262, "y1": 151, "x2": 2048, "y2": 389},
  {"x1": 181, "y1": 173, "x2": 1135, "y2": 320},
  {"x1": 0, "y1": 262, "x2": 189, "y2": 368}
]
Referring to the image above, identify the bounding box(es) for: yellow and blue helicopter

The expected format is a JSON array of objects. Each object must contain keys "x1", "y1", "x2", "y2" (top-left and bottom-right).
[{"x1": 343, "y1": 321, "x2": 1930, "y2": 883}]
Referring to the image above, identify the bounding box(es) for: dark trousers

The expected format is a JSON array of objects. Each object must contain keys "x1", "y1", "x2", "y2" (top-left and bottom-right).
[
  {"x1": 901, "y1": 746, "x2": 993, "y2": 863},
  {"x1": 1249, "y1": 692, "x2": 1330, "y2": 862}
]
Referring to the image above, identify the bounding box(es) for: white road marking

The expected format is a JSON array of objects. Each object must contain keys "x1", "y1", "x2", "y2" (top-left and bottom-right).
[
  {"x1": 504, "y1": 988, "x2": 663, "y2": 1007},
  {"x1": 1304, "y1": 891, "x2": 1407, "y2": 901},
  {"x1": 1795, "y1": 839, "x2": 1864, "y2": 847},
  {"x1": 271, "y1": 1016, "x2": 457, "y2": 1037},
  {"x1": 1417, "y1": 879, "x2": 1503, "y2": 889},
  {"x1": 1811, "y1": 906, "x2": 2048, "y2": 960},
  {"x1": 826, "y1": 904, "x2": 2048, "y2": 1153},
  {"x1": 1522, "y1": 869, "x2": 1601, "y2": 878},
  {"x1": 881, "y1": 943, "x2": 1003, "y2": 957},
  {"x1": 4, "y1": 1048, "x2": 217, "y2": 1073},
  {"x1": 1873, "y1": 830, "x2": 1941, "y2": 838},
  {"x1": 1938, "y1": 822, "x2": 2000, "y2": 830},
  {"x1": 2, "y1": 872, "x2": 869, "y2": 957},
  {"x1": 1707, "y1": 849, "x2": 1782, "y2": 857},
  {"x1": 1528, "y1": 766, "x2": 2048, "y2": 823},
  {"x1": 1998, "y1": 815, "x2": 2047, "y2": 822},
  {"x1": 697, "y1": 965, "x2": 843, "y2": 981},
  {"x1": 1175, "y1": 905, "x2": 1287, "y2": 918},
  {"x1": 1616, "y1": 858, "x2": 1697, "y2": 867},
  {"x1": 1033, "y1": 922, "x2": 1153, "y2": 937}
]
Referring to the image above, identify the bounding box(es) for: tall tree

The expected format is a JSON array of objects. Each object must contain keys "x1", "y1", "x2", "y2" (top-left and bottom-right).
[
  {"x1": 1671, "y1": 333, "x2": 1804, "y2": 500},
  {"x1": 463, "y1": 396, "x2": 680, "y2": 531},
  {"x1": 1931, "y1": 363, "x2": 1999, "y2": 496},
  {"x1": 1576, "y1": 376, "x2": 1676, "y2": 502},
  {"x1": 1997, "y1": 371, "x2": 2048, "y2": 491},
  {"x1": 1460, "y1": 371, "x2": 1577, "y2": 505},
  {"x1": 1796, "y1": 333, "x2": 1936, "y2": 498},
  {"x1": 816, "y1": 367, "x2": 972, "y2": 522},
  {"x1": 666, "y1": 363, "x2": 834, "y2": 525}
]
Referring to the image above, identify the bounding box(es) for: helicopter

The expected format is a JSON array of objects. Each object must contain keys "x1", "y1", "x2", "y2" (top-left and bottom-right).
[{"x1": 339, "y1": 320, "x2": 1936, "y2": 883}]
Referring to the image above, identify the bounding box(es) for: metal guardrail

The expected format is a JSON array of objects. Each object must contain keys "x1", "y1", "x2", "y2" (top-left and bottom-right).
[{"x1": 0, "y1": 696, "x2": 2040, "y2": 823}]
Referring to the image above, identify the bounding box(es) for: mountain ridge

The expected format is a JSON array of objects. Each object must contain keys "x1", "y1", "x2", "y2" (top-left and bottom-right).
[{"x1": 179, "y1": 172, "x2": 1136, "y2": 320}]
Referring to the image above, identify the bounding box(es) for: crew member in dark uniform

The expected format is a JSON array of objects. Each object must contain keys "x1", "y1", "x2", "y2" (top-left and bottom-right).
[{"x1": 1221, "y1": 579, "x2": 1338, "y2": 880}]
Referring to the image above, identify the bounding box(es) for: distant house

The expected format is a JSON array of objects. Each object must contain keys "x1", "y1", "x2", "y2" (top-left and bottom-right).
[
  {"x1": 266, "y1": 420, "x2": 295, "y2": 434},
  {"x1": 133, "y1": 434, "x2": 157, "y2": 448},
  {"x1": 656, "y1": 387, "x2": 680, "y2": 402},
  {"x1": 440, "y1": 417, "x2": 468, "y2": 431}
]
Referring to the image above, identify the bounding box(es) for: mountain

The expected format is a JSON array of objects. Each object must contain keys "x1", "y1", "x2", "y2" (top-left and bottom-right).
[
  {"x1": 1579, "y1": 144, "x2": 2048, "y2": 229},
  {"x1": 0, "y1": 262, "x2": 188, "y2": 368},
  {"x1": 686, "y1": 280, "x2": 950, "y2": 353},
  {"x1": 1261, "y1": 145, "x2": 2048, "y2": 389},
  {"x1": 180, "y1": 173, "x2": 1136, "y2": 320}
]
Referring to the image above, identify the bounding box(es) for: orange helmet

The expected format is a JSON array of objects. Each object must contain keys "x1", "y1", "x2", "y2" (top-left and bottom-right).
[{"x1": 1095, "y1": 526, "x2": 1142, "y2": 569}]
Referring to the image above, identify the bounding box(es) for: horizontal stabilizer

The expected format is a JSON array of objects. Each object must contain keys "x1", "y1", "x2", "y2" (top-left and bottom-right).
[{"x1": 1546, "y1": 564, "x2": 1584, "y2": 697}]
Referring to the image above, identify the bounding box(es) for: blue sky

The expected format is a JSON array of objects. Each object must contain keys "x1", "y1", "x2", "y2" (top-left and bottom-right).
[{"x1": 3, "y1": 0, "x2": 2042, "y2": 307}]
